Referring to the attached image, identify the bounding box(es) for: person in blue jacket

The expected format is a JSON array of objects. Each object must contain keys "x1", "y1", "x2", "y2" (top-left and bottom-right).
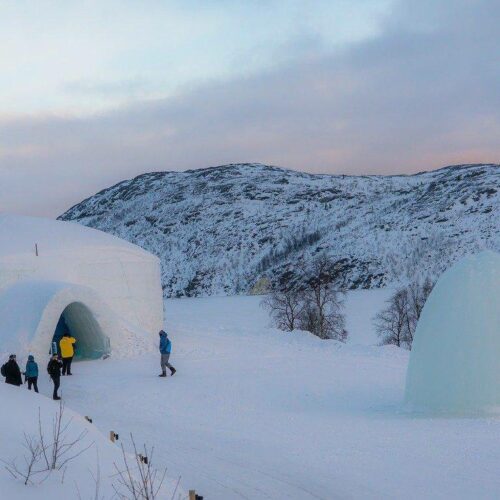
[
  {"x1": 158, "y1": 330, "x2": 176, "y2": 377},
  {"x1": 24, "y1": 354, "x2": 39, "y2": 393}
]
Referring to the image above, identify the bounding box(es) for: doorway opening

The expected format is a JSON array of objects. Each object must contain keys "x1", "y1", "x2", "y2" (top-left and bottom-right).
[{"x1": 51, "y1": 302, "x2": 110, "y2": 360}]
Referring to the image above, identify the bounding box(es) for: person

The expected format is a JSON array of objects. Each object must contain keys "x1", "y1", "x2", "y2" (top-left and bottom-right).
[
  {"x1": 59, "y1": 332, "x2": 76, "y2": 375},
  {"x1": 1, "y1": 354, "x2": 22, "y2": 386},
  {"x1": 158, "y1": 330, "x2": 176, "y2": 377},
  {"x1": 47, "y1": 354, "x2": 63, "y2": 400},
  {"x1": 24, "y1": 354, "x2": 39, "y2": 393}
]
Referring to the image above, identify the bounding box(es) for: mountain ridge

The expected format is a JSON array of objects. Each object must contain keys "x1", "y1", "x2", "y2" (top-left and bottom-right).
[{"x1": 59, "y1": 162, "x2": 499, "y2": 297}]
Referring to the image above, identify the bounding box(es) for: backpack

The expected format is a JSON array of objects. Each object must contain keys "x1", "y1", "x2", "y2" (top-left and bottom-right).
[
  {"x1": 47, "y1": 360, "x2": 56, "y2": 376},
  {"x1": 1, "y1": 363, "x2": 6, "y2": 377}
]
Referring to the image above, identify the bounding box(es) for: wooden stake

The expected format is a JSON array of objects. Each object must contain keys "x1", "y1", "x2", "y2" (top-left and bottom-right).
[
  {"x1": 35, "y1": 243, "x2": 38, "y2": 256},
  {"x1": 110, "y1": 431, "x2": 115, "y2": 443},
  {"x1": 189, "y1": 490, "x2": 196, "y2": 500}
]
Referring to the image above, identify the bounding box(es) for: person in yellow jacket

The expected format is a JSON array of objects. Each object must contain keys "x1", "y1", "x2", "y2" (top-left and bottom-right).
[{"x1": 59, "y1": 332, "x2": 76, "y2": 376}]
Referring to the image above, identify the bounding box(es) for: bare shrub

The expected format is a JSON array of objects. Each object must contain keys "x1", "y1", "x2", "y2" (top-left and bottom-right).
[
  {"x1": 2, "y1": 433, "x2": 48, "y2": 485},
  {"x1": 113, "y1": 434, "x2": 167, "y2": 500},
  {"x1": 3, "y1": 401, "x2": 93, "y2": 487},
  {"x1": 40, "y1": 400, "x2": 94, "y2": 471}
]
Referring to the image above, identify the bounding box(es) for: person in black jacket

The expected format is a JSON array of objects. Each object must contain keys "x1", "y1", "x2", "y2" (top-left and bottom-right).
[
  {"x1": 1, "y1": 354, "x2": 23, "y2": 386},
  {"x1": 47, "y1": 354, "x2": 63, "y2": 400}
]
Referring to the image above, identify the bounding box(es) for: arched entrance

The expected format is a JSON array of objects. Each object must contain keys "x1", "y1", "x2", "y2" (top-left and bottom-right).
[{"x1": 52, "y1": 302, "x2": 110, "y2": 360}]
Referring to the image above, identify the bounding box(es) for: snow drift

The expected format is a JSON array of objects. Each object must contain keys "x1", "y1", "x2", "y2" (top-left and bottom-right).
[
  {"x1": 0, "y1": 215, "x2": 163, "y2": 358},
  {"x1": 405, "y1": 251, "x2": 500, "y2": 412},
  {"x1": 0, "y1": 383, "x2": 182, "y2": 498}
]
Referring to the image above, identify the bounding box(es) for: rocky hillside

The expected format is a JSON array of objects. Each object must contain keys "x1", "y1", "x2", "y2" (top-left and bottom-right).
[{"x1": 59, "y1": 163, "x2": 499, "y2": 297}]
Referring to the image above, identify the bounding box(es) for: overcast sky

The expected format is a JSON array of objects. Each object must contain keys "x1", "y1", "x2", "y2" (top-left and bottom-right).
[{"x1": 0, "y1": 0, "x2": 498, "y2": 217}]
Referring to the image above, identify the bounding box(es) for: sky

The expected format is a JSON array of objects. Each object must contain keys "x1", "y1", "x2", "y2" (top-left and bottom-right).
[{"x1": 0, "y1": 0, "x2": 498, "y2": 217}]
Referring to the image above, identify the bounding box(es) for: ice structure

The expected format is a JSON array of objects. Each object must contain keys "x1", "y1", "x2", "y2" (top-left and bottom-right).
[
  {"x1": 405, "y1": 251, "x2": 500, "y2": 412},
  {"x1": 0, "y1": 214, "x2": 163, "y2": 359}
]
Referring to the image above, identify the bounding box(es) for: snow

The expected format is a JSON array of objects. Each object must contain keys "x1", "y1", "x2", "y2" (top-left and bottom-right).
[
  {"x1": 344, "y1": 289, "x2": 393, "y2": 345},
  {"x1": 0, "y1": 213, "x2": 151, "y2": 259},
  {"x1": 0, "y1": 382, "x2": 183, "y2": 498},
  {"x1": 0, "y1": 214, "x2": 163, "y2": 359},
  {"x1": 59, "y1": 163, "x2": 500, "y2": 297},
  {"x1": 5, "y1": 292, "x2": 498, "y2": 499},
  {"x1": 405, "y1": 251, "x2": 500, "y2": 413}
]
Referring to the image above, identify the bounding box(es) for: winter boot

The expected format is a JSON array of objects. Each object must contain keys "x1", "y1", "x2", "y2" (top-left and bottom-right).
[
  {"x1": 170, "y1": 367, "x2": 176, "y2": 376},
  {"x1": 158, "y1": 372, "x2": 167, "y2": 377}
]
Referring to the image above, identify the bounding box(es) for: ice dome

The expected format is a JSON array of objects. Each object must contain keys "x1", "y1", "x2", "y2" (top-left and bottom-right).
[
  {"x1": 405, "y1": 251, "x2": 500, "y2": 412},
  {"x1": 0, "y1": 214, "x2": 163, "y2": 359}
]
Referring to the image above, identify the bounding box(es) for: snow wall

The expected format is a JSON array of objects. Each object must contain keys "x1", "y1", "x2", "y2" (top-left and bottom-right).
[
  {"x1": 0, "y1": 281, "x2": 119, "y2": 359},
  {"x1": 0, "y1": 215, "x2": 164, "y2": 358},
  {"x1": 405, "y1": 251, "x2": 500, "y2": 413}
]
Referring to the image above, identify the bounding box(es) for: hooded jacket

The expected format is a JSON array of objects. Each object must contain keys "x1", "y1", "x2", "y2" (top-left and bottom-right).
[
  {"x1": 25, "y1": 355, "x2": 39, "y2": 378},
  {"x1": 159, "y1": 332, "x2": 172, "y2": 354}
]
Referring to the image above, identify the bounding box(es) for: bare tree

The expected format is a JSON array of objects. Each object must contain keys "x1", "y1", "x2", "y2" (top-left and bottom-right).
[
  {"x1": 299, "y1": 255, "x2": 348, "y2": 341},
  {"x1": 375, "y1": 288, "x2": 409, "y2": 348},
  {"x1": 261, "y1": 287, "x2": 303, "y2": 331},
  {"x1": 262, "y1": 254, "x2": 348, "y2": 341},
  {"x1": 375, "y1": 278, "x2": 434, "y2": 349},
  {"x1": 405, "y1": 277, "x2": 434, "y2": 347},
  {"x1": 113, "y1": 434, "x2": 167, "y2": 500}
]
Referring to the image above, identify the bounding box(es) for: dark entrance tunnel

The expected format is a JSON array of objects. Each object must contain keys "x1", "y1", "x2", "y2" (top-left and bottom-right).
[{"x1": 52, "y1": 302, "x2": 110, "y2": 360}]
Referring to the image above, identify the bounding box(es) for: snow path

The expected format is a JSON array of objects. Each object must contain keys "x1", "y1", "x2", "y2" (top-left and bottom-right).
[{"x1": 33, "y1": 293, "x2": 500, "y2": 499}]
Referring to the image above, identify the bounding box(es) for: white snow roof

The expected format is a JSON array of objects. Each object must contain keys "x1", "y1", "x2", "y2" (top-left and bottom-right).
[{"x1": 0, "y1": 214, "x2": 153, "y2": 260}]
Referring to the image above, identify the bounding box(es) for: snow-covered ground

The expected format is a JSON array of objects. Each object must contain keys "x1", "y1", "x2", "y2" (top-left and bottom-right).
[
  {"x1": 0, "y1": 382, "x2": 182, "y2": 499},
  {"x1": 4, "y1": 291, "x2": 500, "y2": 499}
]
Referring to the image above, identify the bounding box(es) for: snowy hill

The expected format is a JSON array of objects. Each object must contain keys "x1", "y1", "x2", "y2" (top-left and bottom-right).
[{"x1": 59, "y1": 163, "x2": 499, "y2": 297}]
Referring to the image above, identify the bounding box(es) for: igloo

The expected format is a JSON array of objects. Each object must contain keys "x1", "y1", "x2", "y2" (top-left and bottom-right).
[
  {"x1": 0, "y1": 214, "x2": 163, "y2": 359},
  {"x1": 405, "y1": 251, "x2": 500, "y2": 413}
]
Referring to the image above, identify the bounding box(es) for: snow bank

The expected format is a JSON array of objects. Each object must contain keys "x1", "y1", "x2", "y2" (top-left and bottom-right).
[
  {"x1": 0, "y1": 383, "x2": 182, "y2": 498},
  {"x1": 405, "y1": 251, "x2": 500, "y2": 412}
]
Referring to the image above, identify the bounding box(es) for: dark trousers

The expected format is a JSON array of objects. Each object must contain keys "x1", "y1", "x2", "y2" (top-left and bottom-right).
[
  {"x1": 27, "y1": 377, "x2": 38, "y2": 393},
  {"x1": 51, "y1": 376, "x2": 60, "y2": 399},
  {"x1": 62, "y1": 356, "x2": 73, "y2": 375}
]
